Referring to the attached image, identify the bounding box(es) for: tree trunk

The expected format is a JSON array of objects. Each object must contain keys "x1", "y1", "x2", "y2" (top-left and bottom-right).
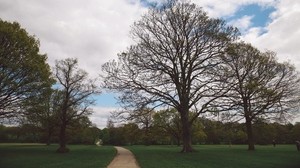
[
  {"x1": 180, "y1": 110, "x2": 193, "y2": 153},
  {"x1": 245, "y1": 117, "x2": 255, "y2": 151},
  {"x1": 57, "y1": 123, "x2": 69, "y2": 153},
  {"x1": 46, "y1": 127, "x2": 52, "y2": 146},
  {"x1": 176, "y1": 135, "x2": 181, "y2": 146}
]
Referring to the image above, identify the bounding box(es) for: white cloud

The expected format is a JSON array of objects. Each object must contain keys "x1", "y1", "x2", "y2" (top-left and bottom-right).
[
  {"x1": 0, "y1": 0, "x2": 146, "y2": 77},
  {"x1": 0, "y1": 0, "x2": 147, "y2": 128},
  {"x1": 242, "y1": 0, "x2": 300, "y2": 69},
  {"x1": 1, "y1": 0, "x2": 299, "y2": 127},
  {"x1": 228, "y1": 15, "x2": 254, "y2": 32},
  {"x1": 191, "y1": 0, "x2": 277, "y2": 17},
  {"x1": 89, "y1": 106, "x2": 120, "y2": 128}
]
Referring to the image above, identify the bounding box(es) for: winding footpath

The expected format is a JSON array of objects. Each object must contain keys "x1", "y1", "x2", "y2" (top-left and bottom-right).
[{"x1": 107, "y1": 146, "x2": 140, "y2": 168}]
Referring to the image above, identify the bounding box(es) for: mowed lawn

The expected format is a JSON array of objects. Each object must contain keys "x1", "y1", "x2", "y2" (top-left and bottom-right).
[
  {"x1": 0, "y1": 144, "x2": 116, "y2": 168},
  {"x1": 127, "y1": 145, "x2": 300, "y2": 168}
]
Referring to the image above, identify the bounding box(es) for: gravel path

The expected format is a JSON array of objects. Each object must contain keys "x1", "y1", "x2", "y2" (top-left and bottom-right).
[{"x1": 107, "y1": 146, "x2": 140, "y2": 168}]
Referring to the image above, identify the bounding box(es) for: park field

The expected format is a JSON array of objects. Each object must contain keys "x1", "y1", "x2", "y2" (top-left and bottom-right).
[
  {"x1": 127, "y1": 145, "x2": 300, "y2": 168},
  {"x1": 0, "y1": 144, "x2": 116, "y2": 168},
  {"x1": 1, "y1": 144, "x2": 300, "y2": 168}
]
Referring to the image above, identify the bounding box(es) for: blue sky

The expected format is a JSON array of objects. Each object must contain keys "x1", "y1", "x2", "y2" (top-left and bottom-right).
[
  {"x1": 227, "y1": 4, "x2": 275, "y2": 31},
  {"x1": 0, "y1": 0, "x2": 299, "y2": 127}
]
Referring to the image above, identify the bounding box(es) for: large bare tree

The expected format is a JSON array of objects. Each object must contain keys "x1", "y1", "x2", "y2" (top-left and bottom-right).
[
  {"x1": 54, "y1": 58, "x2": 99, "y2": 153},
  {"x1": 102, "y1": 1, "x2": 238, "y2": 152},
  {"x1": 218, "y1": 42, "x2": 300, "y2": 150}
]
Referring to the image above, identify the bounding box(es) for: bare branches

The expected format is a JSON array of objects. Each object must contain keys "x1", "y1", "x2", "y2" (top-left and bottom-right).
[
  {"x1": 102, "y1": 2, "x2": 238, "y2": 115},
  {"x1": 54, "y1": 58, "x2": 100, "y2": 153},
  {"x1": 102, "y1": 1, "x2": 238, "y2": 152}
]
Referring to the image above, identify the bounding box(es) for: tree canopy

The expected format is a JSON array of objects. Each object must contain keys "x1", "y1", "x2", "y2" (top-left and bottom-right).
[
  {"x1": 102, "y1": 1, "x2": 238, "y2": 152},
  {"x1": 0, "y1": 19, "x2": 53, "y2": 119},
  {"x1": 218, "y1": 42, "x2": 300, "y2": 150}
]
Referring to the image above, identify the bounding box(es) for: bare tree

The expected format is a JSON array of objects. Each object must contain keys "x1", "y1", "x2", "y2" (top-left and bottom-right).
[
  {"x1": 54, "y1": 58, "x2": 99, "y2": 153},
  {"x1": 102, "y1": 1, "x2": 238, "y2": 152},
  {"x1": 218, "y1": 42, "x2": 300, "y2": 150}
]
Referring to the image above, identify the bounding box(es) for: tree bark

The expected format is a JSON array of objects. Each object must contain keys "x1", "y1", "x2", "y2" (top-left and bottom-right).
[
  {"x1": 46, "y1": 127, "x2": 53, "y2": 146},
  {"x1": 57, "y1": 123, "x2": 69, "y2": 153},
  {"x1": 245, "y1": 117, "x2": 255, "y2": 151},
  {"x1": 180, "y1": 109, "x2": 193, "y2": 152}
]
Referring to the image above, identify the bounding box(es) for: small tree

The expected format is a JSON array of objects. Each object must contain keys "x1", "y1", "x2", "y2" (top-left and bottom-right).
[
  {"x1": 54, "y1": 58, "x2": 99, "y2": 153},
  {"x1": 219, "y1": 42, "x2": 300, "y2": 150}
]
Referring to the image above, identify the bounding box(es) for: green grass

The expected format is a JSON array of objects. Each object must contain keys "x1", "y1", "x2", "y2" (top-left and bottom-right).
[
  {"x1": 0, "y1": 144, "x2": 116, "y2": 168},
  {"x1": 126, "y1": 145, "x2": 300, "y2": 168}
]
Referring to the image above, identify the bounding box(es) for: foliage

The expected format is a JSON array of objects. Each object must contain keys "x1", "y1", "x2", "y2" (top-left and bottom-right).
[
  {"x1": 153, "y1": 108, "x2": 182, "y2": 145},
  {"x1": 22, "y1": 89, "x2": 61, "y2": 145},
  {"x1": 1, "y1": 119, "x2": 299, "y2": 146},
  {"x1": 0, "y1": 19, "x2": 53, "y2": 119},
  {"x1": 0, "y1": 122, "x2": 101, "y2": 145},
  {"x1": 96, "y1": 114, "x2": 299, "y2": 146},
  {"x1": 0, "y1": 144, "x2": 115, "y2": 168},
  {"x1": 218, "y1": 42, "x2": 300, "y2": 150}
]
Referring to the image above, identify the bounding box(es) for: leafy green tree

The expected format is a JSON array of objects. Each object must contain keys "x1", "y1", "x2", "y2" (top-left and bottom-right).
[
  {"x1": 191, "y1": 118, "x2": 207, "y2": 144},
  {"x1": 102, "y1": 0, "x2": 238, "y2": 152},
  {"x1": 22, "y1": 89, "x2": 61, "y2": 145},
  {"x1": 291, "y1": 122, "x2": 300, "y2": 142},
  {"x1": 153, "y1": 109, "x2": 182, "y2": 145},
  {"x1": 272, "y1": 122, "x2": 292, "y2": 144},
  {"x1": 253, "y1": 118, "x2": 276, "y2": 145},
  {"x1": 123, "y1": 123, "x2": 140, "y2": 145},
  {"x1": 219, "y1": 42, "x2": 300, "y2": 150},
  {"x1": 0, "y1": 19, "x2": 53, "y2": 118},
  {"x1": 100, "y1": 128, "x2": 110, "y2": 145},
  {"x1": 68, "y1": 117, "x2": 99, "y2": 144},
  {"x1": 54, "y1": 58, "x2": 100, "y2": 153}
]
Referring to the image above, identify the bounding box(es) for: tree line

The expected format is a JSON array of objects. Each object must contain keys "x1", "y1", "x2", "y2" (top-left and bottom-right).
[
  {"x1": 102, "y1": 119, "x2": 300, "y2": 146},
  {"x1": 3, "y1": 111, "x2": 299, "y2": 147},
  {"x1": 0, "y1": 117, "x2": 100, "y2": 145}
]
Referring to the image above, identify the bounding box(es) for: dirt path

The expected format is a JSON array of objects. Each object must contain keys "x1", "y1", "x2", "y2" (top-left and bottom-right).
[{"x1": 107, "y1": 146, "x2": 140, "y2": 168}]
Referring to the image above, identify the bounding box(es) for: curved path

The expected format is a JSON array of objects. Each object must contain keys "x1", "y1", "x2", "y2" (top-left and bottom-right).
[{"x1": 107, "y1": 146, "x2": 140, "y2": 168}]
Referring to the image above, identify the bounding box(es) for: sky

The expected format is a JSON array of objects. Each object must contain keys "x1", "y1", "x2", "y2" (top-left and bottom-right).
[{"x1": 0, "y1": 0, "x2": 299, "y2": 128}]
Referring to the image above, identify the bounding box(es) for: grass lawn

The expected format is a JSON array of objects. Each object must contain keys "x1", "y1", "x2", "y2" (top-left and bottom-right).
[
  {"x1": 127, "y1": 145, "x2": 300, "y2": 168},
  {"x1": 0, "y1": 143, "x2": 116, "y2": 168}
]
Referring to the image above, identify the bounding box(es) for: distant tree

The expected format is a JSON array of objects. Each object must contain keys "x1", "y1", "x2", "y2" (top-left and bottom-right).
[
  {"x1": 218, "y1": 42, "x2": 300, "y2": 150},
  {"x1": 100, "y1": 128, "x2": 110, "y2": 145},
  {"x1": 123, "y1": 123, "x2": 140, "y2": 145},
  {"x1": 272, "y1": 122, "x2": 292, "y2": 144},
  {"x1": 0, "y1": 19, "x2": 53, "y2": 118},
  {"x1": 253, "y1": 118, "x2": 276, "y2": 145},
  {"x1": 68, "y1": 117, "x2": 99, "y2": 144},
  {"x1": 102, "y1": 0, "x2": 238, "y2": 152},
  {"x1": 54, "y1": 58, "x2": 99, "y2": 153},
  {"x1": 22, "y1": 88, "x2": 61, "y2": 145},
  {"x1": 153, "y1": 108, "x2": 182, "y2": 145},
  {"x1": 191, "y1": 118, "x2": 207, "y2": 144},
  {"x1": 291, "y1": 122, "x2": 300, "y2": 142}
]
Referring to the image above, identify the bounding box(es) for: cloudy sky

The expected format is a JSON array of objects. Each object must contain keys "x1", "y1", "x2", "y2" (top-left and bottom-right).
[{"x1": 1, "y1": 0, "x2": 299, "y2": 127}]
